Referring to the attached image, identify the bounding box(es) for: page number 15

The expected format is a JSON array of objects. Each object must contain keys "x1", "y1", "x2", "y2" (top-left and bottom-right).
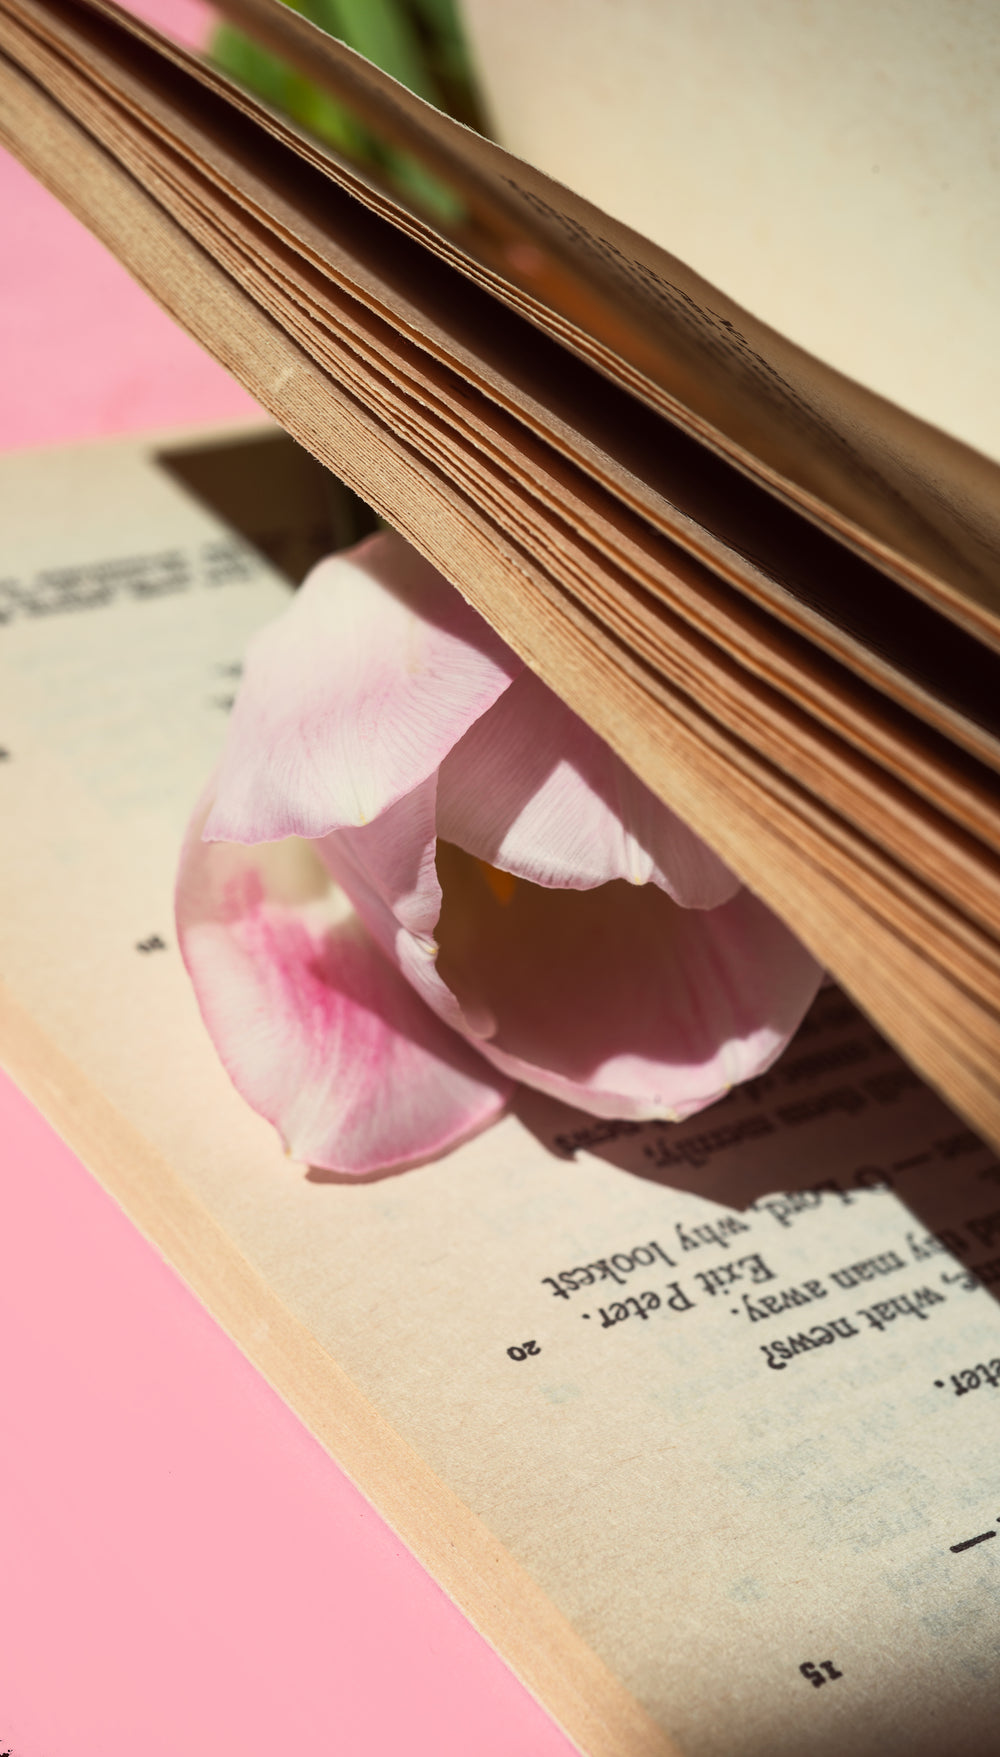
[{"x1": 799, "y1": 1660, "x2": 843, "y2": 1688}]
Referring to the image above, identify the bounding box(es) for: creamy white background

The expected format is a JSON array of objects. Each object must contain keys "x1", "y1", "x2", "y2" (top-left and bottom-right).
[{"x1": 461, "y1": 0, "x2": 1000, "y2": 461}]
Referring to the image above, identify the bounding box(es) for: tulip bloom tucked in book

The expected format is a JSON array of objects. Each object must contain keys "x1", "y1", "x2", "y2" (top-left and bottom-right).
[{"x1": 176, "y1": 534, "x2": 821, "y2": 1173}]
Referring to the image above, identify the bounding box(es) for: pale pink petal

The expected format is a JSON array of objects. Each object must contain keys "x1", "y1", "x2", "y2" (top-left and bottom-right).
[
  {"x1": 317, "y1": 779, "x2": 482, "y2": 1039},
  {"x1": 318, "y1": 777, "x2": 442, "y2": 950},
  {"x1": 436, "y1": 670, "x2": 738, "y2": 907},
  {"x1": 434, "y1": 844, "x2": 822, "y2": 1120},
  {"x1": 176, "y1": 794, "x2": 511, "y2": 1174},
  {"x1": 205, "y1": 532, "x2": 521, "y2": 845}
]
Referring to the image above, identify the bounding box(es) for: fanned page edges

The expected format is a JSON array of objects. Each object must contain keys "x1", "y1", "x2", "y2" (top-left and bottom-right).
[
  {"x1": 3, "y1": 0, "x2": 1000, "y2": 792},
  {"x1": 0, "y1": 0, "x2": 998, "y2": 1149},
  {"x1": 98, "y1": 0, "x2": 1000, "y2": 644},
  {"x1": 6, "y1": 0, "x2": 1000, "y2": 786},
  {"x1": 6, "y1": 0, "x2": 1000, "y2": 765}
]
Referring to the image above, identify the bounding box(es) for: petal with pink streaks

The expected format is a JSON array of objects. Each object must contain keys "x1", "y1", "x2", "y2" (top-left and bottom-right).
[{"x1": 177, "y1": 795, "x2": 512, "y2": 1174}]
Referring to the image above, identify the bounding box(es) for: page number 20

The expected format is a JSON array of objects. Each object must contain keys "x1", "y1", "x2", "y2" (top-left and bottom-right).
[{"x1": 800, "y1": 1660, "x2": 843, "y2": 1688}]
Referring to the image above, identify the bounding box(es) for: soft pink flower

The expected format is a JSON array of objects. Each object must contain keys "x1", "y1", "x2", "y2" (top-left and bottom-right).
[{"x1": 176, "y1": 533, "x2": 822, "y2": 1173}]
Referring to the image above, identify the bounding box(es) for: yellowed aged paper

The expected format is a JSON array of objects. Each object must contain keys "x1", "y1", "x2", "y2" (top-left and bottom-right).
[
  {"x1": 2, "y1": 430, "x2": 999, "y2": 1756},
  {"x1": 8, "y1": 0, "x2": 1000, "y2": 648},
  {"x1": 462, "y1": 0, "x2": 1000, "y2": 466}
]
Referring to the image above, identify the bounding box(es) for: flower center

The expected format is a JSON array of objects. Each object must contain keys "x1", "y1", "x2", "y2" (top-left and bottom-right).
[
  {"x1": 434, "y1": 838, "x2": 698, "y2": 1083},
  {"x1": 474, "y1": 857, "x2": 518, "y2": 906}
]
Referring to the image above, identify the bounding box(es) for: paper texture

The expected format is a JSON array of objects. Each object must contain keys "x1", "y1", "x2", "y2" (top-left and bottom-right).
[
  {"x1": 1, "y1": 430, "x2": 999, "y2": 1755},
  {"x1": 461, "y1": 0, "x2": 1000, "y2": 468}
]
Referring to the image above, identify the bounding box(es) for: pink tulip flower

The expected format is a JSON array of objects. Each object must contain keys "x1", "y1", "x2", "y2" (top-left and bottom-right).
[{"x1": 177, "y1": 533, "x2": 822, "y2": 1174}]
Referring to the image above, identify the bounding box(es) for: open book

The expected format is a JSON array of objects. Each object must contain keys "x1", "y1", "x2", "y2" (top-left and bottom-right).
[
  {"x1": 0, "y1": 0, "x2": 998, "y2": 1147},
  {"x1": 2, "y1": 3, "x2": 1000, "y2": 1750},
  {"x1": 2, "y1": 423, "x2": 1000, "y2": 1756}
]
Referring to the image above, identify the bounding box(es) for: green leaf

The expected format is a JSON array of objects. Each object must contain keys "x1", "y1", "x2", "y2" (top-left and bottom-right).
[
  {"x1": 209, "y1": 0, "x2": 478, "y2": 222},
  {"x1": 210, "y1": 21, "x2": 371, "y2": 158},
  {"x1": 301, "y1": 0, "x2": 442, "y2": 105}
]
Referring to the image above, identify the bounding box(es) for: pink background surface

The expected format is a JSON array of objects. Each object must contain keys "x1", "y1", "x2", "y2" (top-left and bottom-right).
[
  {"x1": 0, "y1": 1075, "x2": 571, "y2": 1757},
  {"x1": 0, "y1": 5, "x2": 576, "y2": 1748}
]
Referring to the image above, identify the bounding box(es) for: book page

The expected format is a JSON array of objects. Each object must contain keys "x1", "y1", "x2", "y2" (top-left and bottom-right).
[
  {"x1": 87, "y1": 0, "x2": 1000, "y2": 640},
  {"x1": 10, "y1": 0, "x2": 1000, "y2": 777},
  {"x1": 461, "y1": 1, "x2": 1000, "y2": 462},
  {"x1": 2, "y1": 430, "x2": 999, "y2": 1756}
]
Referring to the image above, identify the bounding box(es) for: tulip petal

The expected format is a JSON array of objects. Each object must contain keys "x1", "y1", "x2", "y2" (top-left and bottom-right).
[
  {"x1": 177, "y1": 795, "x2": 512, "y2": 1174},
  {"x1": 317, "y1": 779, "x2": 482, "y2": 1039},
  {"x1": 434, "y1": 842, "x2": 822, "y2": 1120},
  {"x1": 319, "y1": 777, "x2": 442, "y2": 949},
  {"x1": 205, "y1": 532, "x2": 522, "y2": 845},
  {"x1": 436, "y1": 669, "x2": 739, "y2": 907}
]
